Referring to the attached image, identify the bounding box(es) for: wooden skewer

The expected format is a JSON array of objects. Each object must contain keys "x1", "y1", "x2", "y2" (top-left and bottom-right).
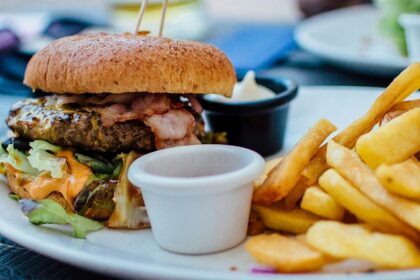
[
  {"x1": 134, "y1": 0, "x2": 168, "y2": 36},
  {"x1": 134, "y1": 0, "x2": 149, "y2": 34},
  {"x1": 158, "y1": 0, "x2": 168, "y2": 37}
]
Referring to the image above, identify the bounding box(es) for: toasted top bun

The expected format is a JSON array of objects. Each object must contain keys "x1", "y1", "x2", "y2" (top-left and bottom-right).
[{"x1": 24, "y1": 33, "x2": 236, "y2": 97}]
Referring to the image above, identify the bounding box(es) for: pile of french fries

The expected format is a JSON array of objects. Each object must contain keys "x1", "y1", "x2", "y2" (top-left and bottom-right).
[{"x1": 247, "y1": 63, "x2": 420, "y2": 273}]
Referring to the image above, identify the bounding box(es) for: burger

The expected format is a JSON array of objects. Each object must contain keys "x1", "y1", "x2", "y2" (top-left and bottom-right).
[{"x1": 1, "y1": 33, "x2": 236, "y2": 233}]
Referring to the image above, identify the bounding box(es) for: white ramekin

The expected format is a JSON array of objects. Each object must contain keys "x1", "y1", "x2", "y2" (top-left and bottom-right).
[
  {"x1": 128, "y1": 144, "x2": 265, "y2": 254},
  {"x1": 400, "y1": 14, "x2": 420, "y2": 61}
]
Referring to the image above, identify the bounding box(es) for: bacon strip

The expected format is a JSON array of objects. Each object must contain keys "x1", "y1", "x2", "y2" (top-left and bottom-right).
[
  {"x1": 144, "y1": 109, "x2": 195, "y2": 140},
  {"x1": 156, "y1": 134, "x2": 201, "y2": 149},
  {"x1": 131, "y1": 95, "x2": 171, "y2": 118},
  {"x1": 98, "y1": 104, "x2": 138, "y2": 128},
  {"x1": 144, "y1": 109, "x2": 199, "y2": 149},
  {"x1": 96, "y1": 95, "x2": 171, "y2": 128}
]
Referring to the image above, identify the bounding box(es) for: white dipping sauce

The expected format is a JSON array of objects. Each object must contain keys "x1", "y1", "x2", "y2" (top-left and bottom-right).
[{"x1": 212, "y1": 71, "x2": 276, "y2": 102}]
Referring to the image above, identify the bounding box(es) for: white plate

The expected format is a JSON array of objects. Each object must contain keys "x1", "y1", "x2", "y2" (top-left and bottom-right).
[
  {"x1": 1, "y1": 86, "x2": 420, "y2": 280},
  {"x1": 295, "y1": 5, "x2": 410, "y2": 77}
]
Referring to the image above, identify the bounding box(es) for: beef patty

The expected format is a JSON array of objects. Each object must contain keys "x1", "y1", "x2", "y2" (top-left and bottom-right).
[{"x1": 6, "y1": 97, "x2": 204, "y2": 153}]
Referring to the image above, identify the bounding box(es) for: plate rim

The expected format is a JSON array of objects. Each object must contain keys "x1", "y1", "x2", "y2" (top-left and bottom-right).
[
  {"x1": 295, "y1": 5, "x2": 409, "y2": 73},
  {"x1": 3, "y1": 177, "x2": 420, "y2": 280}
]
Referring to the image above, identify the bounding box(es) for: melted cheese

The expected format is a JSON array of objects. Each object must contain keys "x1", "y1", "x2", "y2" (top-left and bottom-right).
[
  {"x1": 28, "y1": 173, "x2": 68, "y2": 201},
  {"x1": 19, "y1": 150, "x2": 92, "y2": 207},
  {"x1": 58, "y1": 151, "x2": 92, "y2": 202}
]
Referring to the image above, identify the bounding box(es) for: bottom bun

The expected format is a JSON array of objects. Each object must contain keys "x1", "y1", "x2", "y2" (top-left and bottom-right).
[{"x1": 6, "y1": 171, "x2": 72, "y2": 212}]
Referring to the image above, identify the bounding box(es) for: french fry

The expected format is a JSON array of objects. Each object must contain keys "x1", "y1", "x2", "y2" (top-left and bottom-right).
[
  {"x1": 301, "y1": 147, "x2": 328, "y2": 186},
  {"x1": 253, "y1": 204, "x2": 320, "y2": 234},
  {"x1": 253, "y1": 119, "x2": 336, "y2": 204},
  {"x1": 290, "y1": 147, "x2": 328, "y2": 203},
  {"x1": 335, "y1": 63, "x2": 420, "y2": 144},
  {"x1": 246, "y1": 234, "x2": 332, "y2": 272},
  {"x1": 382, "y1": 99, "x2": 420, "y2": 124},
  {"x1": 356, "y1": 108, "x2": 420, "y2": 169},
  {"x1": 302, "y1": 63, "x2": 420, "y2": 185},
  {"x1": 327, "y1": 141, "x2": 420, "y2": 232},
  {"x1": 391, "y1": 98, "x2": 420, "y2": 110},
  {"x1": 247, "y1": 210, "x2": 266, "y2": 236},
  {"x1": 319, "y1": 169, "x2": 420, "y2": 242},
  {"x1": 300, "y1": 186, "x2": 345, "y2": 220},
  {"x1": 283, "y1": 179, "x2": 309, "y2": 209},
  {"x1": 294, "y1": 234, "x2": 308, "y2": 244},
  {"x1": 376, "y1": 158, "x2": 420, "y2": 199},
  {"x1": 306, "y1": 221, "x2": 420, "y2": 269},
  {"x1": 254, "y1": 157, "x2": 282, "y2": 188}
]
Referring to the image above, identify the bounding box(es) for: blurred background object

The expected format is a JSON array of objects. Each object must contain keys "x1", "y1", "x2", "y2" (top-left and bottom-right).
[
  {"x1": 204, "y1": 0, "x2": 299, "y2": 22},
  {"x1": 0, "y1": 0, "x2": 413, "y2": 96},
  {"x1": 375, "y1": 0, "x2": 420, "y2": 56},
  {"x1": 399, "y1": 13, "x2": 420, "y2": 62},
  {"x1": 0, "y1": 0, "x2": 301, "y2": 91},
  {"x1": 110, "y1": 0, "x2": 208, "y2": 39},
  {"x1": 298, "y1": 0, "x2": 371, "y2": 17},
  {"x1": 295, "y1": 4, "x2": 410, "y2": 78},
  {"x1": 0, "y1": 29, "x2": 20, "y2": 54}
]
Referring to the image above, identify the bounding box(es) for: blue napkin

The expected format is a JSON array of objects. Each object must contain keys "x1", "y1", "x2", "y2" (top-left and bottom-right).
[{"x1": 206, "y1": 24, "x2": 296, "y2": 77}]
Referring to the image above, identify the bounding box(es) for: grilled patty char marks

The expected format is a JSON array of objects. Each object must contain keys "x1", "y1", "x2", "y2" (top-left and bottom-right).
[
  {"x1": 7, "y1": 97, "x2": 205, "y2": 153},
  {"x1": 7, "y1": 98, "x2": 156, "y2": 153}
]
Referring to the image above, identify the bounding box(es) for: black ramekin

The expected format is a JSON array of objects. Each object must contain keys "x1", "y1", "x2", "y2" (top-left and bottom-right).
[{"x1": 200, "y1": 76, "x2": 298, "y2": 157}]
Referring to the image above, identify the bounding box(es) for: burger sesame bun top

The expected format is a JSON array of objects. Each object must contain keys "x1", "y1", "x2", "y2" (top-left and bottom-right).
[{"x1": 23, "y1": 33, "x2": 236, "y2": 97}]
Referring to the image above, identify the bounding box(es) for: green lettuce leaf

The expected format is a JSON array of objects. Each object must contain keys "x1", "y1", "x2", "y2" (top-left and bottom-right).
[
  {"x1": 30, "y1": 140, "x2": 62, "y2": 153},
  {"x1": 8, "y1": 193, "x2": 20, "y2": 201},
  {"x1": 27, "y1": 140, "x2": 66, "y2": 178},
  {"x1": 0, "y1": 145, "x2": 39, "y2": 175},
  {"x1": 67, "y1": 214, "x2": 104, "y2": 238},
  {"x1": 20, "y1": 199, "x2": 103, "y2": 239},
  {"x1": 28, "y1": 149, "x2": 66, "y2": 178}
]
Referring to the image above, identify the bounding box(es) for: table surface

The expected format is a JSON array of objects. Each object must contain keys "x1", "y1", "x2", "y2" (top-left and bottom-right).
[{"x1": 0, "y1": 19, "x2": 394, "y2": 280}]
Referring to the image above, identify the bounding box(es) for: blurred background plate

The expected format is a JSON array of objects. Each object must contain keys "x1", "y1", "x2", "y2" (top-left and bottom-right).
[{"x1": 295, "y1": 5, "x2": 410, "y2": 77}]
